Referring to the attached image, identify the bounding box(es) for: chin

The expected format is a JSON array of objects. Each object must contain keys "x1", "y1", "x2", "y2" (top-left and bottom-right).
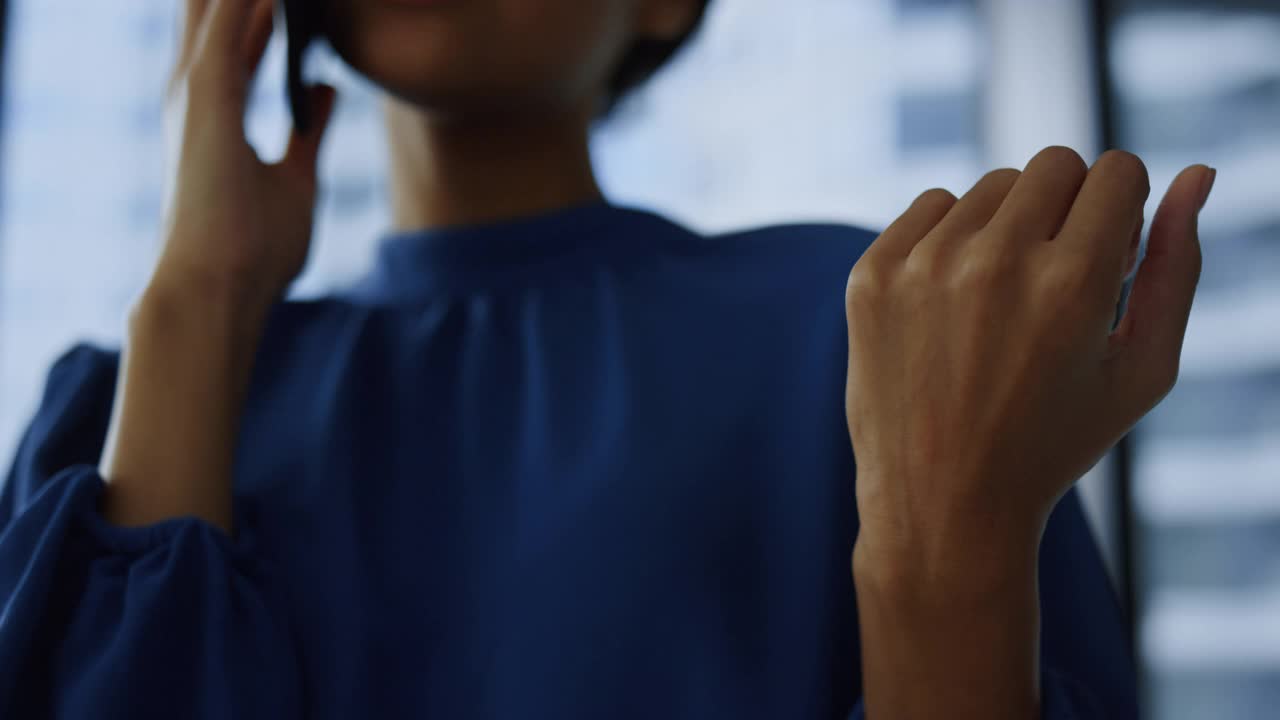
[
  {"x1": 323, "y1": 2, "x2": 572, "y2": 117},
  {"x1": 321, "y1": 0, "x2": 619, "y2": 118},
  {"x1": 323, "y1": 4, "x2": 470, "y2": 105}
]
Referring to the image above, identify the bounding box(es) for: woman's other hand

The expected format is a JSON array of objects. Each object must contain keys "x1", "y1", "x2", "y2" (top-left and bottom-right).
[
  {"x1": 844, "y1": 146, "x2": 1213, "y2": 719},
  {"x1": 846, "y1": 147, "x2": 1211, "y2": 565}
]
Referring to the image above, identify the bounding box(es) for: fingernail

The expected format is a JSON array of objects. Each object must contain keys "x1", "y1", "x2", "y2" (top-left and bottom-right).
[{"x1": 1198, "y1": 167, "x2": 1217, "y2": 210}]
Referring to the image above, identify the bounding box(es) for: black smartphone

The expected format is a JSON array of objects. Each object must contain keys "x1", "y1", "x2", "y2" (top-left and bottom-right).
[{"x1": 282, "y1": 0, "x2": 324, "y2": 132}]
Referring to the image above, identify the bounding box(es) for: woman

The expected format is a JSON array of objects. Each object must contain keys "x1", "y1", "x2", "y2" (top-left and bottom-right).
[{"x1": 0, "y1": 0, "x2": 1213, "y2": 717}]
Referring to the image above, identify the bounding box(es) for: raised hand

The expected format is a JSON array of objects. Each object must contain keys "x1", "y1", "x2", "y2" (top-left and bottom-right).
[
  {"x1": 157, "y1": 0, "x2": 337, "y2": 310},
  {"x1": 844, "y1": 146, "x2": 1213, "y2": 719},
  {"x1": 99, "y1": 0, "x2": 337, "y2": 533}
]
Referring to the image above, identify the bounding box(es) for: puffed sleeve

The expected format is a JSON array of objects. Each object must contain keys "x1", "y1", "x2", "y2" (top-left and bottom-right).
[{"x1": 0, "y1": 345, "x2": 302, "y2": 719}]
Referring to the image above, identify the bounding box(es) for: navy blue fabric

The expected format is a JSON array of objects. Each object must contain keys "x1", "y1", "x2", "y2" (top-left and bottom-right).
[{"x1": 0, "y1": 202, "x2": 1137, "y2": 718}]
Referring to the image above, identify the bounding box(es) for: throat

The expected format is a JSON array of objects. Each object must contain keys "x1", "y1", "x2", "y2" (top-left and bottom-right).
[{"x1": 384, "y1": 97, "x2": 605, "y2": 231}]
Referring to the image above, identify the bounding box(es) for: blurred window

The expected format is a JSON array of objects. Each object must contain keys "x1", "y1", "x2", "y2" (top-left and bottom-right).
[{"x1": 1110, "y1": 1, "x2": 1280, "y2": 717}]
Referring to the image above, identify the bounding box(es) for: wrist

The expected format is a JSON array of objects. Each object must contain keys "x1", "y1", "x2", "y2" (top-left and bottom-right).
[
  {"x1": 852, "y1": 496, "x2": 1045, "y2": 609},
  {"x1": 135, "y1": 269, "x2": 272, "y2": 350},
  {"x1": 852, "y1": 520, "x2": 1043, "y2": 720},
  {"x1": 125, "y1": 275, "x2": 271, "y2": 405},
  {"x1": 148, "y1": 248, "x2": 281, "y2": 319},
  {"x1": 852, "y1": 537, "x2": 1038, "y2": 617},
  {"x1": 99, "y1": 272, "x2": 267, "y2": 534}
]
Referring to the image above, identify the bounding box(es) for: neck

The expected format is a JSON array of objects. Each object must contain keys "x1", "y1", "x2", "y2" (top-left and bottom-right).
[{"x1": 383, "y1": 97, "x2": 605, "y2": 231}]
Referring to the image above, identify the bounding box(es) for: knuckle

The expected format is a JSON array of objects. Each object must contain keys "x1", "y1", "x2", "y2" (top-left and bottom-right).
[
  {"x1": 1038, "y1": 261, "x2": 1093, "y2": 301},
  {"x1": 904, "y1": 247, "x2": 943, "y2": 281},
  {"x1": 952, "y1": 252, "x2": 1006, "y2": 290},
  {"x1": 1147, "y1": 356, "x2": 1181, "y2": 401},
  {"x1": 981, "y1": 167, "x2": 1021, "y2": 187},
  {"x1": 1035, "y1": 145, "x2": 1088, "y2": 175},
  {"x1": 915, "y1": 187, "x2": 958, "y2": 212},
  {"x1": 1096, "y1": 150, "x2": 1151, "y2": 197},
  {"x1": 845, "y1": 260, "x2": 886, "y2": 303}
]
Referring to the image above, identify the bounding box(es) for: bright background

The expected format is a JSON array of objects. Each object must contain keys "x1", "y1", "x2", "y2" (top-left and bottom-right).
[{"x1": 0, "y1": 1, "x2": 1276, "y2": 717}]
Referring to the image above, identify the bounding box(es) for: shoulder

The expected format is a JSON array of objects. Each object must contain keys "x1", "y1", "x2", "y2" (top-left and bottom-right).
[
  {"x1": 22, "y1": 344, "x2": 120, "y2": 464},
  {"x1": 622, "y1": 205, "x2": 881, "y2": 272},
  {"x1": 682, "y1": 220, "x2": 881, "y2": 305},
  {"x1": 19, "y1": 298, "x2": 367, "y2": 439},
  {"x1": 680, "y1": 220, "x2": 882, "y2": 298},
  {"x1": 5, "y1": 298, "x2": 368, "y2": 486},
  {"x1": 3, "y1": 344, "x2": 118, "y2": 514},
  {"x1": 711, "y1": 221, "x2": 880, "y2": 266}
]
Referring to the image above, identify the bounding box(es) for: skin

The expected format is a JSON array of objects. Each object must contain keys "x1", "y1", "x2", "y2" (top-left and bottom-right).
[
  {"x1": 847, "y1": 152, "x2": 1212, "y2": 719},
  {"x1": 325, "y1": 0, "x2": 699, "y2": 230},
  {"x1": 96, "y1": 0, "x2": 1215, "y2": 716}
]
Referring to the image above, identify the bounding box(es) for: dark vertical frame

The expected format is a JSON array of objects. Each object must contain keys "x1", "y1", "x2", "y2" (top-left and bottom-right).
[
  {"x1": 0, "y1": 0, "x2": 7, "y2": 300},
  {"x1": 1090, "y1": 0, "x2": 1144, "y2": 700},
  {"x1": 0, "y1": 0, "x2": 6, "y2": 171},
  {"x1": 0, "y1": 0, "x2": 6, "y2": 135}
]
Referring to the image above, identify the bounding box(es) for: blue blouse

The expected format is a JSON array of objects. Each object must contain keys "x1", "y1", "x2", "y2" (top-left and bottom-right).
[{"x1": 0, "y1": 201, "x2": 1137, "y2": 718}]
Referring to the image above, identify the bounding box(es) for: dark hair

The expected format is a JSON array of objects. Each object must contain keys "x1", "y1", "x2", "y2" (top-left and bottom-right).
[{"x1": 602, "y1": 1, "x2": 712, "y2": 116}]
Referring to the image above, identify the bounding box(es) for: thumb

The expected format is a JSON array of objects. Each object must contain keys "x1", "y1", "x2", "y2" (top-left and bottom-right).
[
  {"x1": 1107, "y1": 164, "x2": 1215, "y2": 407},
  {"x1": 280, "y1": 84, "x2": 339, "y2": 183}
]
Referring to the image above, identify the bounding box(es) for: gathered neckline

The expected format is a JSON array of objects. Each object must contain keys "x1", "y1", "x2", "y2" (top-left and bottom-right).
[{"x1": 347, "y1": 200, "x2": 697, "y2": 304}]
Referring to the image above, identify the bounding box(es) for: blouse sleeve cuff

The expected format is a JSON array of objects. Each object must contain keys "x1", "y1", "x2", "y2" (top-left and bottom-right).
[{"x1": 32, "y1": 465, "x2": 264, "y2": 569}]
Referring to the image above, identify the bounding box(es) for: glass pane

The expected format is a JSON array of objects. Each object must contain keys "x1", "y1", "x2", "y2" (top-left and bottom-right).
[{"x1": 593, "y1": 0, "x2": 988, "y2": 233}]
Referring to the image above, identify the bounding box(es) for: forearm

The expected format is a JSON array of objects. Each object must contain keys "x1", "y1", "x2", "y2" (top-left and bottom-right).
[
  {"x1": 98, "y1": 277, "x2": 267, "y2": 535},
  {"x1": 852, "y1": 512, "x2": 1043, "y2": 720}
]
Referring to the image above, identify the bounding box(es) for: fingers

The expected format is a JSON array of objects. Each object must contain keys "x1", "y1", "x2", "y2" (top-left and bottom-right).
[
  {"x1": 201, "y1": 0, "x2": 259, "y2": 59},
  {"x1": 169, "y1": 0, "x2": 214, "y2": 98},
  {"x1": 188, "y1": 0, "x2": 262, "y2": 116},
  {"x1": 990, "y1": 146, "x2": 1088, "y2": 239},
  {"x1": 1106, "y1": 164, "x2": 1214, "y2": 409},
  {"x1": 865, "y1": 188, "x2": 958, "y2": 264},
  {"x1": 926, "y1": 168, "x2": 1020, "y2": 240},
  {"x1": 279, "y1": 84, "x2": 339, "y2": 184},
  {"x1": 1054, "y1": 150, "x2": 1151, "y2": 279},
  {"x1": 244, "y1": 0, "x2": 276, "y2": 70}
]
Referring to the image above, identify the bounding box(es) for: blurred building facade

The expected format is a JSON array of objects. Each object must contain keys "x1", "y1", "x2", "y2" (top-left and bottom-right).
[{"x1": 1110, "y1": 1, "x2": 1280, "y2": 718}]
